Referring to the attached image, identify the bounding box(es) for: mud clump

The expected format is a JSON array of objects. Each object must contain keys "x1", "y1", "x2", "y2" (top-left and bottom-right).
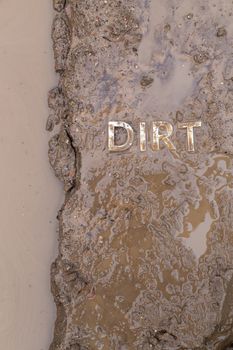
[
  {"x1": 193, "y1": 51, "x2": 209, "y2": 64},
  {"x1": 217, "y1": 27, "x2": 227, "y2": 37},
  {"x1": 140, "y1": 76, "x2": 154, "y2": 88},
  {"x1": 53, "y1": 0, "x2": 66, "y2": 13},
  {"x1": 48, "y1": 0, "x2": 233, "y2": 349}
]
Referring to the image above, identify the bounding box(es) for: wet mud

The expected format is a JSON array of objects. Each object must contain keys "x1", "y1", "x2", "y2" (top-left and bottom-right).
[{"x1": 48, "y1": 0, "x2": 233, "y2": 349}]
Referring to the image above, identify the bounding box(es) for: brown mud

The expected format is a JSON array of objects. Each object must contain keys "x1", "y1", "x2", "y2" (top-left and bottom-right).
[{"x1": 48, "y1": 0, "x2": 233, "y2": 349}]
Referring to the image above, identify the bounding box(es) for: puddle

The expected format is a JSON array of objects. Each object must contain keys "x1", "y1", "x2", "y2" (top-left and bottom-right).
[
  {"x1": 138, "y1": 0, "x2": 167, "y2": 68},
  {"x1": 140, "y1": 58, "x2": 195, "y2": 115},
  {"x1": 182, "y1": 212, "x2": 213, "y2": 259}
]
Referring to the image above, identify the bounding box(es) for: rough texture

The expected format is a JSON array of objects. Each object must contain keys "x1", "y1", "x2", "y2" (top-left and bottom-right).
[{"x1": 48, "y1": 0, "x2": 233, "y2": 349}]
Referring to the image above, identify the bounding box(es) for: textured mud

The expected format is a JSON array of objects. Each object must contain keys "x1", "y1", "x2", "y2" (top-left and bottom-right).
[{"x1": 48, "y1": 0, "x2": 233, "y2": 349}]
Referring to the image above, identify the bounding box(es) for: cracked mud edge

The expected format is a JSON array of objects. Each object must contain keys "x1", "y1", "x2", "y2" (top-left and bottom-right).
[{"x1": 48, "y1": 1, "x2": 81, "y2": 349}]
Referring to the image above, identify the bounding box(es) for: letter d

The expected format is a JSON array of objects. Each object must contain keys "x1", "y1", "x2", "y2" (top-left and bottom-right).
[{"x1": 108, "y1": 121, "x2": 134, "y2": 152}]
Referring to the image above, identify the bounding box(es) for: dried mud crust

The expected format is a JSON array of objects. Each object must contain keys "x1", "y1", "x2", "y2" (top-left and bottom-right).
[{"x1": 48, "y1": 0, "x2": 233, "y2": 349}]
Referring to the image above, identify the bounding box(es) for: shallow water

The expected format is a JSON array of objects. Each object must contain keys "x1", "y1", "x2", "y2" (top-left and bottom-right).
[{"x1": 0, "y1": 1, "x2": 62, "y2": 349}]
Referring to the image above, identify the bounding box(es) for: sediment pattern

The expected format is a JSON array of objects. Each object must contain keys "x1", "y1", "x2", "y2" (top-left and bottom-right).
[{"x1": 48, "y1": 1, "x2": 233, "y2": 349}]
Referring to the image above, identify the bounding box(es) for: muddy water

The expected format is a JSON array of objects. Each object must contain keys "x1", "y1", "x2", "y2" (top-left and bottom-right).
[
  {"x1": 49, "y1": 0, "x2": 233, "y2": 348},
  {"x1": 0, "y1": 1, "x2": 62, "y2": 350}
]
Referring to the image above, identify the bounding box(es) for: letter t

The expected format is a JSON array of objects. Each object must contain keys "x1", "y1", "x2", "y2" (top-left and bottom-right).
[{"x1": 178, "y1": 121, "x2": 202, "y2": 152}]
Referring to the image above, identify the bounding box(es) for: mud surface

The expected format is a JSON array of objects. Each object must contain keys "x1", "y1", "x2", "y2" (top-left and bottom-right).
[{"x1": 48, "y1": 1, "x2": 233, "y2": 349}]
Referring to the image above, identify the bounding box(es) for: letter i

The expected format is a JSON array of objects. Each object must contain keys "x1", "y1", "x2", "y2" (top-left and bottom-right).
[{"x1": 140, "y1": 122, "x2": 147, "y2": 152}]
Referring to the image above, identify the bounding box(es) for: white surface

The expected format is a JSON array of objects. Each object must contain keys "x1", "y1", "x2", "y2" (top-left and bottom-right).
[{"x1": 0, "y1": 1, "x2": 62, "y2": 349}]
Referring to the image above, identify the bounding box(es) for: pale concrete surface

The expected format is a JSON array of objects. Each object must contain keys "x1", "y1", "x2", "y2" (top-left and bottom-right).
[{"x1": 0, "y1": 1, "x2": 62, "y2": 349}]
